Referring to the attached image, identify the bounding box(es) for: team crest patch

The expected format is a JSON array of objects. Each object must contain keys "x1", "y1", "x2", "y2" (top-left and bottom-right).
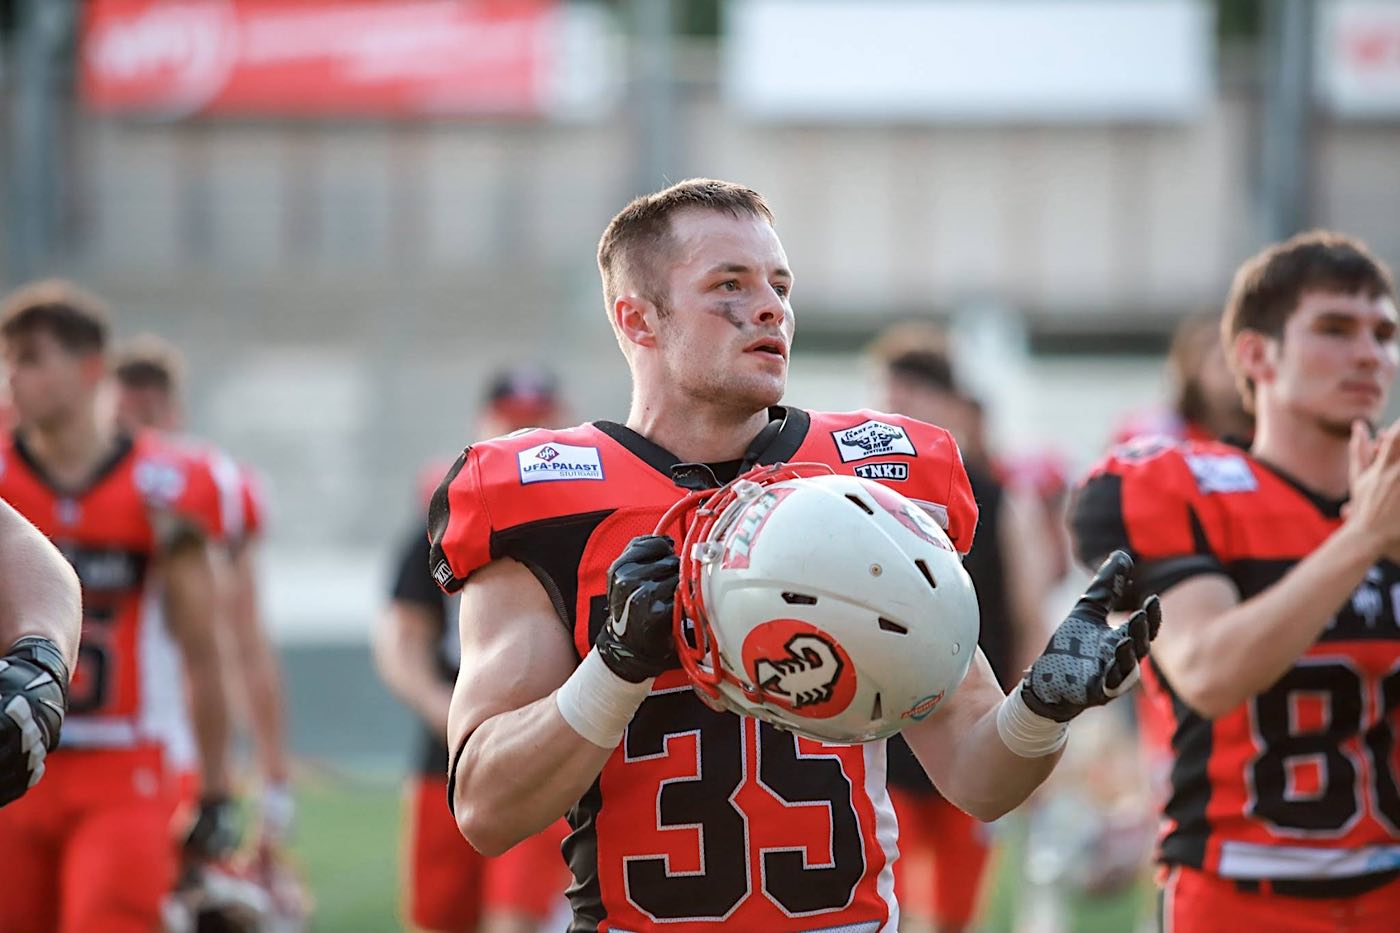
[
  {"x1": 1186, "y1": 454, "x2": 1257, "y2": 495},
  {"x1": 517, "y1": 443, "x2": 604, "y2": 484},
  {"x1": 741, "y1": 619, "x2": 856, "y2": 720},
  {"x1": 133, "y1": 458, "x2": 188, "y2": 505},
  {"x1": 853, "y1": 461, "x2": 909, "y2": 482},
  {"x1": 832, "y1": 420, "x2": 917, "y2": 463}
]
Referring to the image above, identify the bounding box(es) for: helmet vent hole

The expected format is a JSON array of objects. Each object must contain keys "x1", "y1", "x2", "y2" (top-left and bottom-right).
[
  {"x1": 782, "y1": 592, "x2": 818, "y2": 606},
  {"x1": 914, "y1": 559, "x2": 937, "y2": 590},
  {"x1": 871, "y1": 693, "x2": 883, "y2": 720},
  {"x1": 844, "y1": 494, "x2": 875, "y2": 515},
  {"x1": 877, "y1": 617, "x2": 908, "y2": 635}
]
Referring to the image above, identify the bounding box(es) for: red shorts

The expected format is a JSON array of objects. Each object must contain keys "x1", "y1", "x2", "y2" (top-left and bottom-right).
[
  {"x1": 404, "y1": 775, "x2": 570, "y2": 931},
  {"x1": 888, "y1": 787, "x2": 992, "y2": 927},
  {"x1": 1160, "y1": 864, "x2": 1400, "y2": 933},
  {"x1": 0, "y1": 746, "x2": 178, "y2": 933}
]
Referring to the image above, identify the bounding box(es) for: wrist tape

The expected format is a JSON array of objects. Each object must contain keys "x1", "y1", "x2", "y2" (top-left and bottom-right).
[
  {"x1": 997, "y1": 682, "x2": 1070, "y2": 758},
  {"x1": 555, "y1": 651, "x2": 653, "y2": 748}
]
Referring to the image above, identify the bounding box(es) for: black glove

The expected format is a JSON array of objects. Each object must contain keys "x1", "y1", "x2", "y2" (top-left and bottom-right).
[
  {"x1": 0, "y1": 636, "x2": 69, "y2": 808},
  {"x1": 596, "y1": 535, "x2": 680, "y2": 683},
  {"x1": 184, "y1": 795, "x2": 242, "y2": 861},
  {"x1": 1021, "y1": 550, "x2": 1162, "y2": 723}
]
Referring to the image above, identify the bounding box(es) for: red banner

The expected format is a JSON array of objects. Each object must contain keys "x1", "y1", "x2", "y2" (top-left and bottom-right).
[{"x1": 81, "y1": 0, "x2": 574, "y2": 118}]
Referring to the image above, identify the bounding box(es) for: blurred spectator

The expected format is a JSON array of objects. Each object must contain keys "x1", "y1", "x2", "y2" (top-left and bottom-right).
[{"x1": 374, "y1": 364, "x2": 571, "y2": 933}]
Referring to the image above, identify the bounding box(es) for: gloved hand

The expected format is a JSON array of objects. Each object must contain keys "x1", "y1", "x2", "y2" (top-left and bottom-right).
[
  {"x1": 596, "y1": 535, "x2": 680, "y2": 683},
  {"x1": 0, "y1": 636, "x2": 69, "y2": 808},
  {"x1": 184, "y1": 795, "x2": 242, "y2": 862},
  {"x1": 1021, "y1": 550, "x2": 1162, "y2": 723}
]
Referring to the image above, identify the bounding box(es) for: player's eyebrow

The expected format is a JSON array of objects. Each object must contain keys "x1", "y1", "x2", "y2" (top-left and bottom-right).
[{"x1": 705, "y1": 262, "x2": 793, "y2": 280}]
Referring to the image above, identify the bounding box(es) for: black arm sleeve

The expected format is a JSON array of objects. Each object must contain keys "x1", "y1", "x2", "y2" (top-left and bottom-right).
[{"x1": 391, "y1": 520, "x2": 444, "y2": 610}]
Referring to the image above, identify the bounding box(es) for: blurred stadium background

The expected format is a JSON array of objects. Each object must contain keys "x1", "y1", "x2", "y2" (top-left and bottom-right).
[{"x1": 3, "y1": 0, "x2": 1400, "y2": 929}]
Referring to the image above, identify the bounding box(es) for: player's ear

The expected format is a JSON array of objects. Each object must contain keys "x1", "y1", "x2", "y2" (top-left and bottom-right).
[
  {"x1": 615, "y1": 294, "x2": 660, "y2": 350},
  {"x1": 1233, "y1": 329, "x2": 1274, "y2": 391}
]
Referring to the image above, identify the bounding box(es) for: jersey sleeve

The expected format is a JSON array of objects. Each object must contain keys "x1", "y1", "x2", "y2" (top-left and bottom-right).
[
  {"x1": 899, "y1": 420, "x2": 978, "y2": 555},
  {"x1": 427, "y1": 447, "x2": 492, "y2": 594},
  {"x1": 1070, "y1": 443, "x2": 1227, "y2": 603},
  {"x1": 144, "y1": 445, "x2": 225, "y2": 545},
  {"x1": 239, "y1": 465, "x2": 268, "y2": 541}
]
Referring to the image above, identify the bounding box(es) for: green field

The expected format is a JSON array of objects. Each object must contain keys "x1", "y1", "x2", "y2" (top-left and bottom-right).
[{"x1": 291, "y1": 780, "x2": 1150, "y2": 932}]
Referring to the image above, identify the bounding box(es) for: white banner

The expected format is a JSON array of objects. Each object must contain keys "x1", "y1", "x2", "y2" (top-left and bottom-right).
[
  {"x1": 723, "y1": 0, "x2": 1212, "y2": 122},
  {"x1": 1318, "y1": 0, "x2": 1400, "y2": 117}
]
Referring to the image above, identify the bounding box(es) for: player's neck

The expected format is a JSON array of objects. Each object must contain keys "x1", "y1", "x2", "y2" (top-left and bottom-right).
[
  {"x1": 21, "y1": 408, "x2": 120, "y2": 489},
  {"x1": 624, "y1": 396, "x2": 772, "y2": 465},
  {"x1": 1250, "y1": 410, "x2": 1350, "y2": 500}
]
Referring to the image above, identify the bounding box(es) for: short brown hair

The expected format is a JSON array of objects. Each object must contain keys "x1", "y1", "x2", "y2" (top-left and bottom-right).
[
  {"x1": 597, "y1": 178, "x2": 775, "y2": 318},
  {"x1": 866, "y1": 321, "x2": 958, "y2": 393},
  {"x1": 114, "y1": 333, "x2": 185, "y2": 396},
  {"x1": 1222, "y1": 230, "x2": 1397, "y2": 405},
  {"x1": 0, "y1": 279, "x2": 110, "y2": 354}
]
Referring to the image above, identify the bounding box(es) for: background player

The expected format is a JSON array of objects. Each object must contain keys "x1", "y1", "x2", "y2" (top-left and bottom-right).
[
  {"x1": 112, "y1": 334, "x2": 294, "y2": 846},
  {"x1": 375, "y1": 364, "x2": 570, "y2": 933},
  {"x1": 0, "y1": 496, "x2": 80, "y2": 809},
  {"x1": 430, "y1": 179, "x2": 1160, "y2": 931},
  {"x1": 867, "y1": 324, "x2": 1050, "y2": 932},
  {"x1": 1072, "y1": 231, "x2": 1400, "y2": 930},
  {"x1": 0, "y1": 280, "x2": 237, "y2": 932}
]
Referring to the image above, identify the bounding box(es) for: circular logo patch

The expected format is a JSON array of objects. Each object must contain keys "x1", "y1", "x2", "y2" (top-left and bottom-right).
[{"x1": 739, "y1": 618, "x2": 857, "y2": 720}]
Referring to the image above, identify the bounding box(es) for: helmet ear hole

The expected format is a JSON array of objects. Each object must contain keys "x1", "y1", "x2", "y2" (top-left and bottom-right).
[
  {"x1": 914, "y1": 559, "x2": 938, "y2": 590},
  {"x1": 877, "y1": 617, "x2": 908, "y2": 635},
  {"x1": 844, "y1": 494, "x2": 875, "y2": 515},
  {"x1": 782, "y1": 592, "x2": 818, "y2": 606},
  {"x1": 871, "y1": 693, "x2": 883, "y2": 720}
]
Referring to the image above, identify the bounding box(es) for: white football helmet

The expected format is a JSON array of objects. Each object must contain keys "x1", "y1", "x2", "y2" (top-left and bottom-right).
[{"x1": 663, "y1": 463, "x2": 979, "y2": 743}]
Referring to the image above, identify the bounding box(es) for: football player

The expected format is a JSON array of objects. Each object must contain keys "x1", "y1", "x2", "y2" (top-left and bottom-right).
[
  {"x1": 867, "y1": 327, "x2": 1051, "y2": 933},
  {"x1": 112, "y1": 335, "x2": 293, "y2": 843},
  {"x1": 0, "y1": 496, "x2": 81, "y2": 809},
  {"x1": 375, "y1": 365, "x2": 570, "y2": 933},
  {"x1": 430, "y1": 179, "x2": 1161, "y2": 931},
  {"x1": 0, "y1": 280, "x2": 236, "y2": 933},
  {"x1": 1072, "y1": 231, "x2": 1400, "y2": 929}
]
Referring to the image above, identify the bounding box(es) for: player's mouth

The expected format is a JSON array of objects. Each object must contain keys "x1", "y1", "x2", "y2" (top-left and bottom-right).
[
  {"x1": 744, "y1": 337, "x2": 788, "y2": 361},
  {"x1": 1340, "y1": 380, "x2": 1382, "y2": 402}
]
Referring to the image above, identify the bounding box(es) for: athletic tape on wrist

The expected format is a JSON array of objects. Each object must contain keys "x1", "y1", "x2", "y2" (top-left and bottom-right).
[
  {"x1": 997, "y1": 682, "x2": 1069, "y2": 758},
  {"x1": 555, "y1": 651, "x2": 653, "y2": 748}
]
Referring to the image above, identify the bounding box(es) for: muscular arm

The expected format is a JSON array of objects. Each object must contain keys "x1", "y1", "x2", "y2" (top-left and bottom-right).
[
  {"x1": 226, "y1": 542, "x2": 288, "y2": 783},
  {"x1": 163, "y1": 536, "x2": 232, "y2": 797},
  {"x1": 1153, "y1": 523, "x2": 1384, "y2": 719},
  {"x1": 901, "y1": 649, "x2": 1060, "y2": 821},
  {"x1": 447, "y1": 558, "x2": 613, "y2": 855},
  {"x1": 372, "y1": 598, "x2": 454, "y2": 736},
  {"x1": 0, "y1": 497, "x2": 81, "y2": 667}
]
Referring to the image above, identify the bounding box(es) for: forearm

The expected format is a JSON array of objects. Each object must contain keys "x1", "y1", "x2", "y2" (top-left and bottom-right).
[
  {"x1": 372, "y1": 605, "x2": 455, "y2": 735},
  {"x1": 0, "y1": 499, "x2": 82, "y2": 668},
  {"x1": 230, "y1": 556, "x2": 289, "y2": 782},
  {"x1": 166, "y1": 544, "x2": 233, "y2": 796},
  {"x1": 452, "y1": 690, "x2": 614, "y2": 855},
  {"x1": 1179, "y1": 524, "x2": 1382, "y2": 715},
  {"x1": 906, "y1": 675, "x2": 1060, "y2": 820}
]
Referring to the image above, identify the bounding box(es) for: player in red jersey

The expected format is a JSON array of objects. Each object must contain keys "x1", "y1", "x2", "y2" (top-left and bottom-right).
[
  {"x1": 0, "y1": 281, "x2": 236, "y2": 933},
  {"x1": 113, "y1": 337, "x2": 292, "y2": 815},
  {"x1": 1072, "y1": 231, "x2": 1400, "y2": 931},
  {"x1": 430, "y1": 179, "x2": 1160, "y2": 932},
  {"x1": 0, "y1": 496, "x2": 81, "y2": 809},
  {"x1": 376, "y1": 365, "x2": 571, "y2": 933}
]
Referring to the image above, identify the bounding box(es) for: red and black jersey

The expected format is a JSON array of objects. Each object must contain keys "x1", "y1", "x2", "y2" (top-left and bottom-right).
[
  {"x1": 429, "y1": 407, "x2": 977, "y2": 932},
  {"x1": 0, "y1": 428, "x2": 221, "y2": 757},
  {"x1": 1071, "y1": 437, "x2": 1400, "y2": 882}
]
